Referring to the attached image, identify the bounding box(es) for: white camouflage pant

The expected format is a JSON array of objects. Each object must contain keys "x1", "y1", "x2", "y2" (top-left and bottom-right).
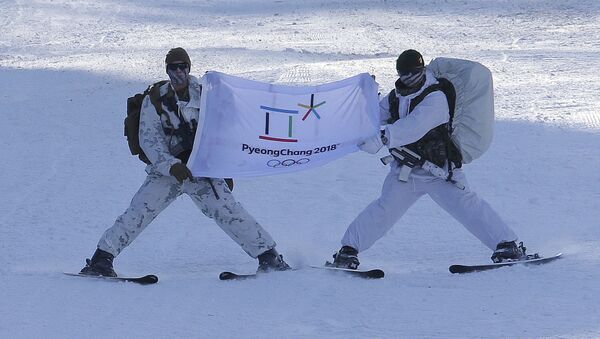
[
  {"x1": 97, "y1": 173, "x2": 276, "y2": 258},
  {"x1": 341, "y1": 168, "x2": 518, "y2": 252}
]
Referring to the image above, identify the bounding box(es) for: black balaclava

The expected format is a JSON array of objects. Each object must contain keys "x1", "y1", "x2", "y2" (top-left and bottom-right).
[{"x1": 395, "y1": 49, "x2": 426, "y2": 96}]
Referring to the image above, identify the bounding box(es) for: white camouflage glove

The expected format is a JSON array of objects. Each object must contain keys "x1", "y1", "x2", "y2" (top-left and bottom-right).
[{"x1": 358, "y1": 131, "x2": 386, "y2": 154}]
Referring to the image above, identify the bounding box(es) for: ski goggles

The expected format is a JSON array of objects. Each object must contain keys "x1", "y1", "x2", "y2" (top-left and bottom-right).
[
  {"x1": 166, "y1": 63, "x2": 189, "y2": 71},
  {"x1": 398, "y1": 67, "x2": 425, "y2": 87}
]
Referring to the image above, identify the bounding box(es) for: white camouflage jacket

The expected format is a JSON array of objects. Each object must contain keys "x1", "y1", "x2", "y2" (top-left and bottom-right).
[
  {"x1": 379, "y1": 70, "x2": 450, "y2": 149},
  {"x1": 138, "y1": 75, "x2": 203, "y2": 177}
]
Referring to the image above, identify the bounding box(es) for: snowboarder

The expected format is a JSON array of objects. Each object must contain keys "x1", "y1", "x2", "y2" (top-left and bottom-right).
[
  {"x1": 80, "y1": 47, "x2": 291, "y2": 277},
  {"x1": 330, "y1": 49, "x2": 527, "y2": 269}
]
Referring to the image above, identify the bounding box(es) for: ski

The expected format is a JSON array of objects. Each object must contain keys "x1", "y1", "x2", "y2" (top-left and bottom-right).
[
  {"x1": 218, "y1": 271, "x2": 258, "y2": 281},
  {"x1": 219, "y1": 268, "x2": 301, "y2": 280},
  {"x1": 219, "y1": 265, "x2": 385, "y2": 280},
  {"x1": 311, "y1": 263, "x2": 385, "y2": 279},
  {"x1": 449, "y1": 253, "x2": 563, "y2": 274},
  {"x1": 64, "y1": 272, "x2": 159, "y2": 285}
]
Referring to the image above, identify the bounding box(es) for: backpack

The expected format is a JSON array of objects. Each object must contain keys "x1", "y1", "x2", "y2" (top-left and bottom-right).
[
  {"x1": 124, "y1": 80, "x2": 168, "y2": 164},
  {"x1": 426, "y1": 57, "x2": 495, "y2": 164}
]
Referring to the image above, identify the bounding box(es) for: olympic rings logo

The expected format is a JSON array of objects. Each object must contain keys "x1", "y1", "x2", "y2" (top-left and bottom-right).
[{"x1": 267, "y1": 158, "x2": 310, "y2": 168}]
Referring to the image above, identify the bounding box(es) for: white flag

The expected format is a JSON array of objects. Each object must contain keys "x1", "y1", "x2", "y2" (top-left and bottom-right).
[{"x1": 187, "y1": 71, "x2": 379, "y2": 177}]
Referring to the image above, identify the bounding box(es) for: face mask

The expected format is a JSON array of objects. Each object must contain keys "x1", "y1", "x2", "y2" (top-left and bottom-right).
[{"x1": 398, "y1": 67, "x2": 425, "y2": 88}]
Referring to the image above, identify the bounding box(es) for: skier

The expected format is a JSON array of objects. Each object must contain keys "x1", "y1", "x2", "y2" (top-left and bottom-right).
[
  {"x1": 330, "y1": 49, "x2": 528, "y2": 269},
  {"x1": 80, "y1": 47, "x2": 291, "y2": 277}
]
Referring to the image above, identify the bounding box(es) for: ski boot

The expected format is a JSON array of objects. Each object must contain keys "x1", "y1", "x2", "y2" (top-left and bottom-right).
[
  {"x1": 257, "y1": 248, "x2": 291, "y2": 273},
  {"x1": 80, "y1": 248, "x2": 117, "y2": 277},
  {"x1": 491, "y1": 241, "x2": 528, "y2": 263},
  {"x1": 330, "y1": 246, "x2": 360, "y2": 269}
]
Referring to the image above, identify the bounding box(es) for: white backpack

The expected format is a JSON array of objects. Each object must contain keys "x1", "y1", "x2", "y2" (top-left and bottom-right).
[{"x1": 427, "y1": 57, "x2": 495, "y2": 164}]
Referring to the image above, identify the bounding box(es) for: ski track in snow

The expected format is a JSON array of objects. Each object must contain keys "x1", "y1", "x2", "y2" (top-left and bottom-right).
[{"x1": 1, "y1": 1, "x2": 600, "y2": 338}]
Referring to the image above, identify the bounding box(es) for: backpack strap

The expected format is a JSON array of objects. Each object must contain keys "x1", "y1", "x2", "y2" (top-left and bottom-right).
[
  {"x1": 409, "y1": 78, "x2": 456, "y2": 119},
  {"x1": 428, "y1": 78, "x2": 462, "y2": 173},
  {"x1": 387, "y1": 81, "x2": 439, "y2": 123},
  {"x1": 388, "y1": 77, "x2": 456, "y2": 124},
  {"x1": 434, "y1": 78, "x2": 456, "y2": 132},
  {"x1": 147, "y1": 80, "x2": 170, "y2": 116},
  {"x1": 408, "y1": 84, "x2": 437, "y2": 112},
  {"x1": 387, "y1": 89, "x2": 399, "y2": 124}
]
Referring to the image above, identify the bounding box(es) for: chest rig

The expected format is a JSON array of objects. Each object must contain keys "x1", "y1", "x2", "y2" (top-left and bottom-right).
[
  {"x1": 386, "y1": 77, "x2": 462, "y2": 183},
  {"x1": 150, "y1": 82, "x2": 200, "y2": 163}
]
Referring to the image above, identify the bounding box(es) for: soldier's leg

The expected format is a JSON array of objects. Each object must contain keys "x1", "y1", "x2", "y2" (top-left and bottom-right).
[
  {"x1": 184, "y1": 177, "x2": 276, "y2": 258},
  {"x1": 97, "y1": 173, "x2": 181, "y2": 256},
  {"x1": 427, "y1": 170, "x2": 517, "y2": 250},
  {"x1": 341, "y1": 171, "x2": 423, "y2": 252}
]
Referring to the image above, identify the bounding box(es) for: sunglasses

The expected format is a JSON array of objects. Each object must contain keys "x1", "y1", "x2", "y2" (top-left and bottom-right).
[
  {"x1": 398, "y1": 67, "x2": 424, "y2": 77},
  {"x1": 167, "y1": 63, "x2": 189, "y2": 71}
]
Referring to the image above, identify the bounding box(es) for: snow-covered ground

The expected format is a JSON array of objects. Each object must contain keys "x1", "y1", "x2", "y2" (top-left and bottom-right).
[{"x1": 1, "y1": 0, "x2": 599, "y2": 338}]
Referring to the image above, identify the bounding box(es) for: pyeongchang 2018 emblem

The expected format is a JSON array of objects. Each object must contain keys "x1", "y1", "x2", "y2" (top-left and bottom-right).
[{"x1": 259, "y1": 94, "x2": 326, "y2": 143}]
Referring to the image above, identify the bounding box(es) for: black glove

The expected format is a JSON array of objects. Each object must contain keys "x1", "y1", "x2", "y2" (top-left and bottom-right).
[{"x1": 169, "y1": 163, "x2": 193, "y2": 183}]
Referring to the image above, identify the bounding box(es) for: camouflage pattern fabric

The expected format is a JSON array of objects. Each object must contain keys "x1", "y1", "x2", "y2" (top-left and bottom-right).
[
  {"x1": 139, "y1": 76, "x2": 203, "y2": 176},
  {"x1": 97, "y1": 173, "x2": 276, "y2": 258}
]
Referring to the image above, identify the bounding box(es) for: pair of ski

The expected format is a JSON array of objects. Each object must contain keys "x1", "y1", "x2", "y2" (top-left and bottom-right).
[
  {"x1": 63, "y1": 265, "x2": 384, "y2": 285},
  {"x1": 65, "y1": 253, "x2": 562, "y2": 284},
  {"x1": 220, "y1": 253, "x2": 562, "y2": 280}
]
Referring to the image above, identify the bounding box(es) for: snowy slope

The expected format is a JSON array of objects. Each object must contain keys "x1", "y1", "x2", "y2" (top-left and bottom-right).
[{"x1": 1, "y1": 1, "x2": 599, "y2": 338}]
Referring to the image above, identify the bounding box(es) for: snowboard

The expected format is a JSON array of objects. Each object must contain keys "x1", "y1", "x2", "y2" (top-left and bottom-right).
[
  {"x1": 449, "y1": 253, "x2": 563, "y2": 274},
  {"x1": 64, "y1": 272, "x2": 159, "y2": 285}
]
